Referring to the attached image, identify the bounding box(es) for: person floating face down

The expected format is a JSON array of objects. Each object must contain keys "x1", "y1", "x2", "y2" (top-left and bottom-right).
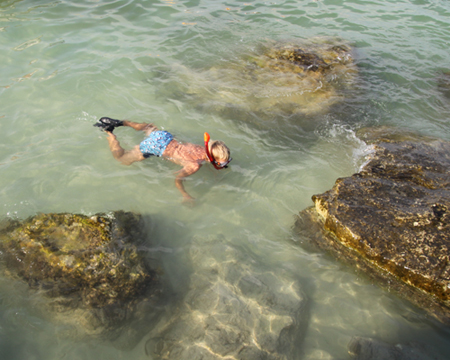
[{"x1": 94, "y1": 117, "x2": 232, "y2": 203}]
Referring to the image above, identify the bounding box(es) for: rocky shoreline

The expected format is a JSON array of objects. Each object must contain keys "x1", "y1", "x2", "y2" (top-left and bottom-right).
[{"x1": 294, "y1": 127, "x2": 450, "y2": 324}]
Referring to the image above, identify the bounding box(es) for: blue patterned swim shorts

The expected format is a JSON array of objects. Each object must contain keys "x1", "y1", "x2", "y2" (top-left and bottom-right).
[{"x1": 139, "y1": 131, "x2": 173, "y2": 158}]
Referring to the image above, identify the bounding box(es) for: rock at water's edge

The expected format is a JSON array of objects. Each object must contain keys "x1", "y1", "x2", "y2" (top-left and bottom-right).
[
  {"x1": 0, "y1": 211, "x2": 162, "y2": 343},
  {"x1": 294, "y1": 130, "x2": 450, "y2": 323}
]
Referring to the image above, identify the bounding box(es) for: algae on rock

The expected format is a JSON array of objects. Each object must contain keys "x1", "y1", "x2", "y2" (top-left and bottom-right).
[
  {"x1": 0, "y1": 211, "x2": 161, "y2": 341},
  {"x1": 155, "y1": 37, "x2": 358, "y2": 123},
  {"x1": 294, "y1": 128, "x2": 450, "y2": 323}
]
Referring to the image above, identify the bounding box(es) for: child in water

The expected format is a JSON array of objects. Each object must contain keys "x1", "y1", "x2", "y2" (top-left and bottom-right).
[{"x1": 94, "y1": 117, "x2": 232, "y2": 203}]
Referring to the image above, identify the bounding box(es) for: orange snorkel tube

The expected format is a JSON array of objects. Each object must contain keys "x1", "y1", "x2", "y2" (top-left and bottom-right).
[{"x1": 204, "y1": 132, "x2": 230, "y2": 170}]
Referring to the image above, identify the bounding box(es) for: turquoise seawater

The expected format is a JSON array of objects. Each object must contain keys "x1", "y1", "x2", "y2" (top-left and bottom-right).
[{"x1": 1, "y1": 0, "x2": 450, "y2": 359}]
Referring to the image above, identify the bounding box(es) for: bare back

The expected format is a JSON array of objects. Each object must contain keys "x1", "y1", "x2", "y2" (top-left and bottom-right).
[{"x1": 163, "y1": 139, "x2": 206, "y2": 175}]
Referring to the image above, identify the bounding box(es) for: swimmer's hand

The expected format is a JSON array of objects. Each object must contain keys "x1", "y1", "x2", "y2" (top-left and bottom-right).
[
  {"x1": 182, "y1": 195, "x2": 196, "y2": 207},
  {"x1": 175, "y1": 169, "x2": 199, "y2": 206}
]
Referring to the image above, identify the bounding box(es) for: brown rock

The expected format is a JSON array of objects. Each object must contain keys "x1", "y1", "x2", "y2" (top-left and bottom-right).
[
  {"x1": 0, "y1": 211, "x2": 162, "y2": 344},
  {"x1": 294, "y1": 129, "x2": 450, "y2": 323}
]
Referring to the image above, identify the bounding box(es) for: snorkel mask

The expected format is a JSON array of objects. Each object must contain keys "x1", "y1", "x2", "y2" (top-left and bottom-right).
[{"x1": 204, "y1": 132, "x2": 232, "y2": 170}]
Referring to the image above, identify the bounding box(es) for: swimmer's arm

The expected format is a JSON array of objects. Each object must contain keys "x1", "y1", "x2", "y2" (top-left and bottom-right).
[{"x1": 174, "y1": 163, "x2": 201, "y2": 201}]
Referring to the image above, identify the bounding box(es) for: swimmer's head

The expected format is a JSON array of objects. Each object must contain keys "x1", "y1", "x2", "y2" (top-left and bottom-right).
[{"x1": 209, "y1": 140, "x2": 231, "y2": 168}]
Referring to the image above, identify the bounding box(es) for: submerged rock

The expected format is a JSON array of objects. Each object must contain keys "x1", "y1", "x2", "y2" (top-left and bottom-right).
[
  {"x1": 144, "y1": 236, "x2": 309, "y2": 360},
  {"x1": 437, "y1": 70, "x2": 450, "y2": 99},
  {"x1": 348, "y1": 337, "x2": 445, "y2": 360},
  {"x1": 156, "y1": 37, "x2": 358, "y2": 123},
  {"x1": 294, "y1": 128, "x2": 450, "y2": 323},
  {"x1": 0, "y1": 211, "x2": 162, "y2": 343}
]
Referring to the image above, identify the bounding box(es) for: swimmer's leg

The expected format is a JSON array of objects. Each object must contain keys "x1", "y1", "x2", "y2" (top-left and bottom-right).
[
  {"x1": 106, "y1": 132, "x2": 145, "y2": 165},
  {"x1": 123, "y1": 121, "x2": 158, "y2": 136}
]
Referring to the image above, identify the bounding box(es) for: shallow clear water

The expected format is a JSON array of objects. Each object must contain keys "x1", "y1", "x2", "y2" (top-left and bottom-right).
[{"x1": 1, "y1": 0, "x2": 450, "y2": 359}]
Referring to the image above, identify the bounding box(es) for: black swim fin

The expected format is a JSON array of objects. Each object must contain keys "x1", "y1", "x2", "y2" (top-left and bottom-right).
[{"x1": 93, "y1": 117, "x2": 124, "y2": 133}]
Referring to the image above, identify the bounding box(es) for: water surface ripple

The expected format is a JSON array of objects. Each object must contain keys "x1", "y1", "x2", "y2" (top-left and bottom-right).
[{"x1": 1, "y1": 0, "x2": 450, "y2": 359}]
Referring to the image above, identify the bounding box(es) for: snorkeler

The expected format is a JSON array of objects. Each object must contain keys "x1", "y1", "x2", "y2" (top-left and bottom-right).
[{"x1": 94, "y1": 117, "x2": 231, "y2": 203}]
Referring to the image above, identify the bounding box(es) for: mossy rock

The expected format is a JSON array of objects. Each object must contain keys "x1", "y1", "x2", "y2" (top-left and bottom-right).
[
  {"x1": 294, "y1": 129, "x2": 450, "y2": 323},
  {"x1": 155, "y1": 37, "x2": 358, "y2": 122},
  {"x1": 0, "y1": 211, "x2": 157, "y2": 309}
]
